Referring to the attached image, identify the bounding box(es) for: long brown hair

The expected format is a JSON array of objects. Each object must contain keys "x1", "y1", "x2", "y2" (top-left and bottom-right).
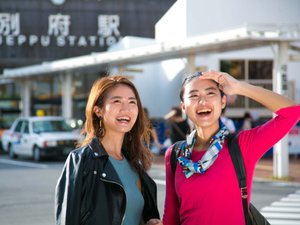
[{"x1": 78, "y1": 75, "x2": 153, "y2": 172}]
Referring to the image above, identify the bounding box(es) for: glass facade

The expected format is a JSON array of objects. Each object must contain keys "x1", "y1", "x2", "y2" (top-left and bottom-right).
[
  {"x1": 249, "y1": 60, "x2": 273, "y2": 80},
  {"x1": 220, "y1": 59, "x2": 273, "y2": 109},
  {"x1": 0, "y1": 83, "x2": 21, "y2": 133},
  {"x1": 29, "y1": 72, "x2": 108, "y2": 119},
  {"x1": 72, "y1": 72, "x2": 108, "y2": 120},
  {"x1": 220, "y1": 60, "x2": 245, "y2": 80},
  {"x1": 31, "y1": 76, "x2": 62, "y2": 116}
]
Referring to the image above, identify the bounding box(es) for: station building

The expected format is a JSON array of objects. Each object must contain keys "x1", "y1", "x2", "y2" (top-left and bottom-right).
[
  {"x1": 0, "y1": 0, "x2": 300, "y2": 125},
  {"x1": 0, "y1": 0, "x2": 176, "y2": 125}
]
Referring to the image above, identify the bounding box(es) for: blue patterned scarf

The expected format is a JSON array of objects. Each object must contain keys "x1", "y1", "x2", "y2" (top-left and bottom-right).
[{"x1": 177, "y1": 122, "x2": 229, "y2": 178}]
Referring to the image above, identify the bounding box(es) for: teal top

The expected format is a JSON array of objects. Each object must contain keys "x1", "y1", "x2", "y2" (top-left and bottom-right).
[{"x1": 109, "y1": 156, "x2": 144, "y2": 225}]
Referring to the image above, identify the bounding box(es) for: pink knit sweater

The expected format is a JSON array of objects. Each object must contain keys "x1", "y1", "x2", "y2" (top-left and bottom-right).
[{"x1": 163, "y1": 105, "x2": 300, "y2": 225}]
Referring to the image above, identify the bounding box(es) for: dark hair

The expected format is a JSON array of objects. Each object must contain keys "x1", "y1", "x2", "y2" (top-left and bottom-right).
[
  {"x1": 179, "y1": 71, "x2": 225, "y2": 101},
  {"x1": 171, "y1": 106, "x2": 182, "y2": 117},
  {"x1": 78, "y1": 75, "x2": 152, "y2": 172},
  {"x1": 243, "y1": 112, "x2": 252, "y2": 119}
]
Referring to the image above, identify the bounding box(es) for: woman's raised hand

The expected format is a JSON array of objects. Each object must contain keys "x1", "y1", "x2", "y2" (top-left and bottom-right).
[
  {"x1": 200, "y1": 70, "x2": 294, "y2": 111},
  {"x1": 200, "y1": 70, "x2": 240, "y2": 96}
]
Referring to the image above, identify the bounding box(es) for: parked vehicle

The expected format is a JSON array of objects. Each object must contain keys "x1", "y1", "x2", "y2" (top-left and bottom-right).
[
  {"x1": 1, "y1": 116, "x2": 81, "y2": 161},
  {"x1": 0, "y1": 109, "x2": 21, "y2": 152},
  {"x1": 0, "y1": 119, "x2": 11, "y2": 152}
]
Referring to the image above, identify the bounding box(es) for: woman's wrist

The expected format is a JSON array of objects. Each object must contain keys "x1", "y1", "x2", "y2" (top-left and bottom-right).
[{"x1": 231, "y1": 80, "x2": 248, "y2": 96}]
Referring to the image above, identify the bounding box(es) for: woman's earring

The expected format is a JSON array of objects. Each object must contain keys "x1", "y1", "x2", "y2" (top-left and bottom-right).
[{"x1": 99, "y1": 117, "x2": 104, "y2": 137}]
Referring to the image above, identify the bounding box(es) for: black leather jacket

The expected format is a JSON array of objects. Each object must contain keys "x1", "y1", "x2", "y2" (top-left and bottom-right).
[{"x1": 55, "y1": 137, "x2": 160, "y2": 225}]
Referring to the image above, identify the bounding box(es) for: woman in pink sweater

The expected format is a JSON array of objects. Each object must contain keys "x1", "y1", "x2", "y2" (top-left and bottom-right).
[{"x1": 163, "y1": 70, "x2": 300, "y2": 225}]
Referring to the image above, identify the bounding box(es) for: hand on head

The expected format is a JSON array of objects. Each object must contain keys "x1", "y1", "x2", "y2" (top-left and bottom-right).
[{"x1": 200, "y1": 70, "x2": 239, "y2": 95}]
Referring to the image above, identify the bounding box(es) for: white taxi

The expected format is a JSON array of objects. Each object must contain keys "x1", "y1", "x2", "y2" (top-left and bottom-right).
[{"x1": 1, "y1": 116, "x2": 81, "y2": 161}]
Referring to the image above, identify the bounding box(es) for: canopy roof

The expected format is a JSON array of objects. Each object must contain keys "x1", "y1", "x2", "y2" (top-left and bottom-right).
[{"x1": 1, "y1": 24, "x2": 300, "y2": 79}]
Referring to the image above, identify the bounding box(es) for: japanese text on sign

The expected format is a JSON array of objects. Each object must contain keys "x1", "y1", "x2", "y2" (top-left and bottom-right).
[{"x1": 0, "y1": 13, "x2": 121, "y2": 48}]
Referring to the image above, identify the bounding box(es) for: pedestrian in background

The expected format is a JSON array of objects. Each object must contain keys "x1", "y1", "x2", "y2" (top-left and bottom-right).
[
  {"x1": 144, "y1": 107, "x2": 163, "y2": 155},
  {"x1": 220, "y1": 107, "x2": 236, "y2": 134},
  {"x1": 55, "y1": 76, "x2": 162, "y2": 225},
  {"x1": 164, "y1": 106, "x2": 191, "y2": 144},
  {"x1": 163, "y1": 70, "x2": 300, "y2": 225},
  {"x1": 240, "y1": 111, "x2": 253, "y2": 131}
]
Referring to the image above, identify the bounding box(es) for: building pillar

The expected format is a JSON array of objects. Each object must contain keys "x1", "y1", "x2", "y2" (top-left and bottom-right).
[
  {"x1": 185, "y1": 54, "x2": 196, "y2": 75},
  {"x1": 273, "y1": 41, "x2": 289, "y2": 179},
  {"x1": 117, "y1": 64, "x2": 125, "y2": 75},
  {"x1": 20, "y1": 79, "x2": 31, "y2": 117},
  {"x1": 61, "y1": 73, "x2": 73, "y2": 119}
]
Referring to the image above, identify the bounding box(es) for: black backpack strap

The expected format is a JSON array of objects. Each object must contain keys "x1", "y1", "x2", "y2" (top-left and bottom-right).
[
  {"x1": 227, "y1": 134, "x2": 251, "y2": 225},
  {"x1": 170, "y1": 141, "x2": 186, "y2": 175}
]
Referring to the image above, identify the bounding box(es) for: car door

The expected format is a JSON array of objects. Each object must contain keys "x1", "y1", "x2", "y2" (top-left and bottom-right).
[
  {"x1": 19, "y1": 120, "x2": 32, "y2": 156},
  {"x1": 11, "y1": 120, "x2": 24, "y2": 154}
]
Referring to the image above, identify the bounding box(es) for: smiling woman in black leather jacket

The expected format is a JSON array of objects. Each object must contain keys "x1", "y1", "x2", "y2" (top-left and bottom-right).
[{"x1": 55, "y1": 76, "x2": 162, "y2": 225}]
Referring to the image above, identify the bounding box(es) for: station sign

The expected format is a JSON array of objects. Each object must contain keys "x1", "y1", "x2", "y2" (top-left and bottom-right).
[{"x1": 0, "y1": 12, "x2": 121, "y2": 48}]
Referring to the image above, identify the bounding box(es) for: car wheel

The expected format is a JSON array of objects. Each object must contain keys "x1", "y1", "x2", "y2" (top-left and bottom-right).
[
  {"x1": 8, "y1": 144, "x2": 17, "y2": 159},
  {"x1": 33, "y1": 146, "x2": 41, "y2": 162}
]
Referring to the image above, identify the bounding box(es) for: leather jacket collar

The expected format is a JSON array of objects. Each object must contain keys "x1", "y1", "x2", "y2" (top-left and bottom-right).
[{"x1": 55, "y1": 137, "x2": 160, "y2": 225}]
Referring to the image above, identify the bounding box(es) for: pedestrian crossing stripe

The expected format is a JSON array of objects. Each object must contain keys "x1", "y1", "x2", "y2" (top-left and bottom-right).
[
  {"x1": 267, "y1": 220, "x2": 300, "y2": 225},
  {"x1": 260, "y1": 189, "x2": 300, "y2": 225},
  {"x1": 280, "y1": 197, "x2": 300, "y2": 202},
  {"x1": 271, "y1": 202, "x2": 300, "y2": 207},
  {"x1": 287, "y1": 193, "x2": 300, "y2": 198},
  {"x1": 262, "y1": 212, "x2": 300, "y2": 219},
  {"x1": 262, "y1": 207, "x2": 300, "y2": 212}
]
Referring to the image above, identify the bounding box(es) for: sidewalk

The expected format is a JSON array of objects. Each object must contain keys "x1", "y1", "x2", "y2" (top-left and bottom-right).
[
  {"x1": 254, "y1": 156, "x2": 300, "y2": 184},
  {"x1": 152, "y1": 155, "x2": 300, "y2": 184}
]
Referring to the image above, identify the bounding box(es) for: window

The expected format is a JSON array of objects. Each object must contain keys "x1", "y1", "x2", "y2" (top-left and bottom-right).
[
  {"x1": 23, "y1": 121, "x2": 29, "y2": 134},
  {"x1": 0, "y1": 83, "x2": 20, "y2": 98},
  {"x1": 14, "y1": 121, "x2": 23, "y2": 132},
  {"x1": 220, "y1": 59, "x2": 273, "y2": 109},
  {"x1": 33, "y1": 120, "x2": 73, "y2": 133},
  {"x1": 249, "y1": 60, "x2": 272, "y2": 80},
  {"x1": 220, "y1": 60, "x2": 245, "y2": 79}
]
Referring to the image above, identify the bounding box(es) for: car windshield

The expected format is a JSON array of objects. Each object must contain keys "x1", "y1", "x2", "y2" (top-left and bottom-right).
[{"x1": 33, "y1": 120, "x2": 74, "y2": 133}]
